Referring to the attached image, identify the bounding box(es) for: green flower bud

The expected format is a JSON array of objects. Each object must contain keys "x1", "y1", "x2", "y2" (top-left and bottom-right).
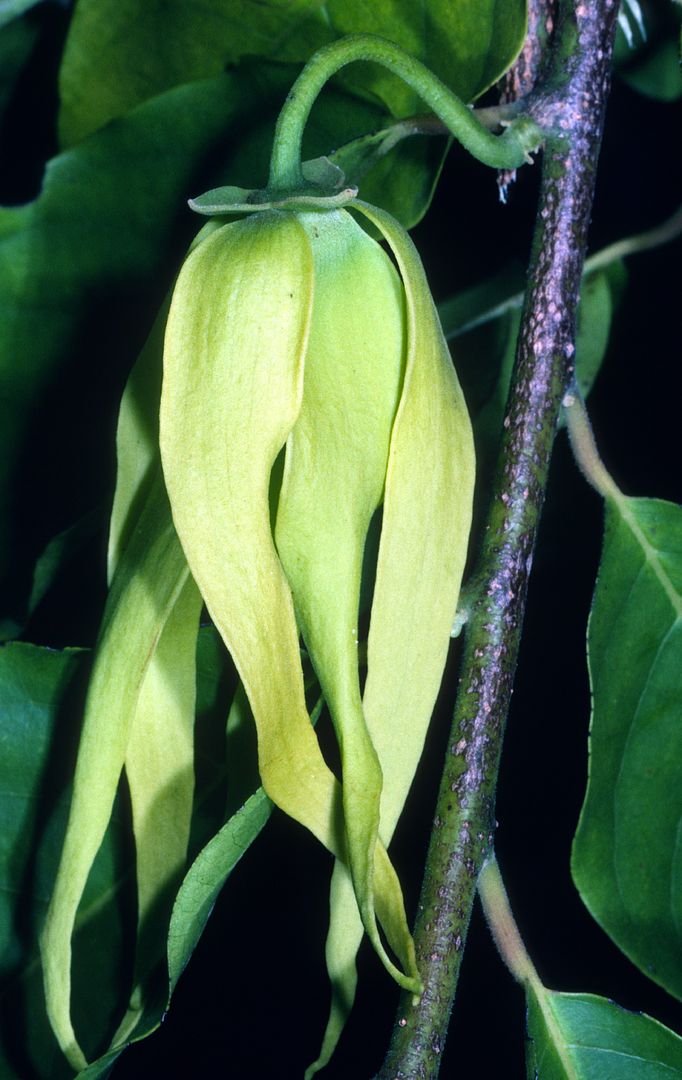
[{"x1": 159, "y1": 200, "x2": 475, "y2": 996}]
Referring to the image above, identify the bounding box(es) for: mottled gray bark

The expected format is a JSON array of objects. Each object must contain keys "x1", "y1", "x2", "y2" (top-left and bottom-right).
[{"x1": 377, "y1": 3, "x2": 621, "y2": 1076}]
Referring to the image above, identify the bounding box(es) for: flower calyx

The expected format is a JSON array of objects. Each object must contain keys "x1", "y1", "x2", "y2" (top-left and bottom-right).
[{"x1": 188, "y1": 156, "x2": 357, "y2": 216}]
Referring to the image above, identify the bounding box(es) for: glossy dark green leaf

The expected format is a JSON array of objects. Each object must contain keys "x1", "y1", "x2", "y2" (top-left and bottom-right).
[
  {"x1": 0, "y1": 68, "x2": 293, "y2": 637},
  {"x1": 0, "y1": 642, "x2": 130, "y2": 1078},
  {"x1": 526, "y1": 989, "x2": 682, "y2": 1078},
  {"x1": 573, "y1": 497, "x2": 682, "y2": 1001}
]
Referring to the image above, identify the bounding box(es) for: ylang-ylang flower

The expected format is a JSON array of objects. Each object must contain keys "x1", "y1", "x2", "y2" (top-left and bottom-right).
[{"x1": 159, "y1": 199, "x2": 475, "y2": 1004}]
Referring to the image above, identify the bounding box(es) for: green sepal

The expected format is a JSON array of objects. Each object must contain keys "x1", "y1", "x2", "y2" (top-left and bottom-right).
[{"x1": 188, "y1": 176, "x2": 356, "y2": 216}]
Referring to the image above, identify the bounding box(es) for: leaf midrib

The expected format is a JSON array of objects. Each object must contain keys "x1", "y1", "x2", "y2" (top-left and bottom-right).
[{"x1": 616, "y1": 495, "x2": 682, "y2": 619}]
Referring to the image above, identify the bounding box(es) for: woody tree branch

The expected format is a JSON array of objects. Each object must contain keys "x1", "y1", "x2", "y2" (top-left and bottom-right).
[{"x1": 377, "y1": 2, "x2": 621, "y2": 1076}]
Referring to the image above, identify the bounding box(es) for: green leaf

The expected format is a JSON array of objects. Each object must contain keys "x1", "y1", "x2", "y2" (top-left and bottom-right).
[
  {"x1": 167, "y1": 790, "x2": 271, "y2": 991},
  {"x1": 0, "y1": 645, "x2": 83, "y2": 981},
  {"x1": 0, "y1": 642, "x2": 130, "y2": 1078},
  {"x1": 620, "y1": 35, "x2": 682, "y2": 102},
  {"x1": 615, "y1": 6, "x2": 682, "y2": 103},
  {"x1": 573, "y1": 497, "x2": 682, "y2": 1001},
  {"x1": 438, "y1": 262, "x2": 526, "y2": 342},
  {"x1": 526, "y1": 989, "x2": 682, "y2": 1079},
  {"x1": 0, "y1": 0, "x2": 41, "y2": 30},
  {"x1": 57, "y1": 0, "x2": 334, "y2": 145},
  {"x1": 325, "y1": 0, "x2": 527, "y2": 116},
  {"x1": 0, "y1": 511, "x2": 101, "y2": 644},
  {"x1": 0, "y1": 68, "x2": 293, "y2": 636},
  {"x1": 57, "y1": 0, "x2": 526, "y2": 146},
  {"x1": 0, "y1": 11, "x2": 39, "y2": 117},
  {"x1": 573, "y1": 264, "x2": 623, "y2": 401},
  {"x1": 330, "y1": 122, "x2": 448, "y2": 231}
]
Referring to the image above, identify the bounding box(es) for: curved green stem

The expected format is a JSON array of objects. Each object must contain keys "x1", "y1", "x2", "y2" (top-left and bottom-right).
[{"x1": 268, "y1": 34, "x2": 543, "y2": 190}]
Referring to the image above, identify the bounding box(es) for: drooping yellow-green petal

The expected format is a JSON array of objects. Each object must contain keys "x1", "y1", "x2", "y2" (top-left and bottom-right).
[
  {"x1": 304, "y1": 861, "x2": 360, "y2": 1080},
  {"x1": 159, "y1": 212, "x2": 335, "y2": 836},
  {"x1": 358, "y1": 200, "x2": 474, "y2": 851},
  {"x1": 40, "y1": 471, "x2": 192, "y2": 1069},
  {"x1": 106, "y1": 285, "x2": 207, "y2": 1050},
  {"x1": 309, "y1": 200, "x2": 475, "y2": 1074},
  {"x1": 108, "y1": 221, "x2": 221, "y2": 577},
  {"x1": 107, "y1": 307, "x2": 168, "y2": 578},
  {"x1": 274, "y1": 208, "x2": 405, "y2": 985},
  {"x1": 160, "y1": 211, "x2": 420, "y2": 993},
  {"x1": 111, "y1": 572, "x2": 201, "y2": 1049}
]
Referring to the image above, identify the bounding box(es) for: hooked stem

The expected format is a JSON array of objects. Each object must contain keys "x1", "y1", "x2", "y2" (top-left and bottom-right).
[{"x1": 268, "y1": 34, "x2": 543, "y2": 190}]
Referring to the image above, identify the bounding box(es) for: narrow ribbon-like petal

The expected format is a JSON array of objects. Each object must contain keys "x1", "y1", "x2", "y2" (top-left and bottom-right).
[
  {"x1": 108, "y1": 290, "x2": 207, "y2": 1048},
  {"x1": 275, "y1": 208, "x2": 405, "y2": 985},
  {"x1": 40, "y1": 471, "x2": 192, "y2": 1069},
  {"x1": 309, "y1": 200, "x2": 475, "y2": 1073}
]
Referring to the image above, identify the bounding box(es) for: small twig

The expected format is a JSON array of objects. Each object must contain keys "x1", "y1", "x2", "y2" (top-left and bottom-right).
[
  {"x1": 443, "y1": 201, "x2": 682, "y2": 341},
  {"x1": 377, "y1": 3, "x2": 621, "y2": 1077}
]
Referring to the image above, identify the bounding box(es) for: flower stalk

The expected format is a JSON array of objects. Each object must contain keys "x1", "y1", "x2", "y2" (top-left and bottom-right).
[{"x1": 267, "y1": 34, "x2": 543, "y2": 191}]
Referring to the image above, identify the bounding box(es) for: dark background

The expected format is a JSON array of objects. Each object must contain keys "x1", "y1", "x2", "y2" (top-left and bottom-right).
[{"x1": 2, "y1": 3, "x2": 681, "y2": 1077}]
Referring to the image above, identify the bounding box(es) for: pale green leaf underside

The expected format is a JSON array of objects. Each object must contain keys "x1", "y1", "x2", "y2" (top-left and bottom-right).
[
  {"x1": 526, "y1": 990, "x2": 682, "y2": 1079},
  {"x1": 573, "y1": 496, "x2": 682, "y2": 1001}
]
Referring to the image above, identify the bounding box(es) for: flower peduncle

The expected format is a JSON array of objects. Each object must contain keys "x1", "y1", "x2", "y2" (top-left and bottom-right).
[{"x1": 268, "y1": 34, "x2": 544, "y2": 191}]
